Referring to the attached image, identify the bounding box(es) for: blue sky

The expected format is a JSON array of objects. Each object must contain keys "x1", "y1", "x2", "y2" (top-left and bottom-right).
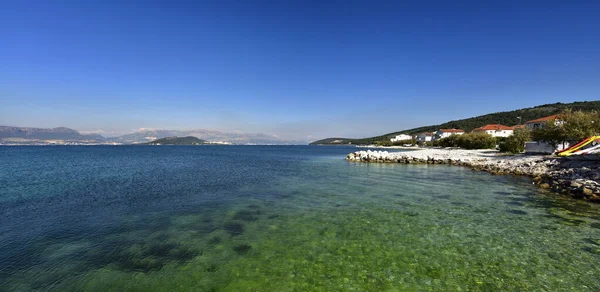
[{"x1": 1, "y1": 0, "x2": 599, "y2": 141}]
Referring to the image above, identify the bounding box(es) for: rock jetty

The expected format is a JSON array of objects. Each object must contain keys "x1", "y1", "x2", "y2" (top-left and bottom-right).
[{"x1": 346, "y1": 149, "x2": 600, "y2": 201}]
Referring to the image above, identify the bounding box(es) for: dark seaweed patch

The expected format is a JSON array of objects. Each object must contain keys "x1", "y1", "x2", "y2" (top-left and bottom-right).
[
  {"x1": 233, "y1": 244, "x2": 252, "y2": 254},
  {"x1": 590, "y1": 223, "x2": 600, "y2": 229},
  {"x1": 168, "y1": 246, "x2": 201, "y2": 262},
  {"x1": 393, "y1": 194, "x2": 404, "y2": 197},
  {"x1": 541, "y1": 213, "x2": 564, "y2": 220},
  {"x1": 119, "y1": 256, "x2": 164, "y2": 272},
  {"x1": 247, "y1": 204, "x2": 260, "y2": 209},
  {"x1": 559, "y1": 218, "x2": 587, "y2": 226},
  {"x1": 582, "y1": 246, "x2": 600, "y2": 255},
  {"x1": 403, "y1": 211, "x2": 419, "y2": 217},
  {"x1": 506, "y1": 209, "x2": 528, "y2": 216},
  {"x1": 540, "y1": 225, "x2": 558, "y2": 231},
  {"x1": 466, "y1": 196, "x2": 483, "y2": 200},
  {"x1": 205, "y1": 264, "x2": 218, "y2": 272},
  {"x1": 208, "y1": 236, "x2": 222, "y2": 245},
  {"x1": 267, "y1": 214, "x2": 279, "y2": 219},
  {"x1": 505, "y1": 201, "x2": 525, "y2": 207},
  {"x1": 225, "y1": 222, "x2": 245, "y2": 235},
  {"x1": 547, "y1": 252, "x2": 561, "y2": 260},
  {"x1": 112, "y1": 243, "x2": 200, "y2": 273},
  {"x1": 505, "y1": 196, "x2": 531, "y2": 202},
  {"x1": 584, "y1": 238, "x2": 600, "y2": 246},
  {"x1": 144, "y1": 243, "x2": 177, "y2": 257},
  {"x1": 495, "y1": 191, "x2": 512, "y2": 196},
  {"x1": 197, "y1": 223, "x2": 217, "y2": 234},
  {"x1": 233, "y1": 210, "x2": 260, "y2": 222},
  {"x1": 434, "y1": 194, "x2": 451, "y2": 199}
]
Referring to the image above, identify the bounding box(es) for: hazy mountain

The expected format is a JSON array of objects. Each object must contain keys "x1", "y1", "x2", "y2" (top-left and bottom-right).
[
  {"x1": 109, "y1": 128, "x2": 302, "y2": 145},
  {"x1": 0, "y1": 126, "x2": 105, "y2": 142},
  {"x1": 0, "y1": 126, "x2": 305, "y2": 145}
]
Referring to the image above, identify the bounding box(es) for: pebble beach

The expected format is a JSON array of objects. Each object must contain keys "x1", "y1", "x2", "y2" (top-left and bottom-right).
[{"x1": 347, "y1": 148, "x2": 600, "y2": 201}]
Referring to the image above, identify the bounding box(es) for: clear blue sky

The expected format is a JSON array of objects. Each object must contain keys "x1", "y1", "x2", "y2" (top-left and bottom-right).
[{"x1": 1, "y1": 0, "x2": 599, "y2": 141}]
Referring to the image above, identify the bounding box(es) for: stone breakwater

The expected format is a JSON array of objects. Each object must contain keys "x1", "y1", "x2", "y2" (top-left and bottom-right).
[{"x1": 346, "y1": 149, "x2": 600, "y2": 201}]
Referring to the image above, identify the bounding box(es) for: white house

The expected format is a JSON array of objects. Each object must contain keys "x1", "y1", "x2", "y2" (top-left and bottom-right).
[
  {"x1": 434, "y1": 129, "x2": 465, "y2": 140},
  {"x1": 473, "y1": 124, "x2": 515, "y2": 138},
  {"x1": 416, "y1": 133, "x2": 434, "y2": 143},
  {"x1": 524, "y1": 115, "x2": 561, "y2": 130},
  {"x1": 390, "y1": 134, "x2": 413, "y2": 142},
  {"x1": 524, "y1": 114, "x2": 567, "y2": 153}
]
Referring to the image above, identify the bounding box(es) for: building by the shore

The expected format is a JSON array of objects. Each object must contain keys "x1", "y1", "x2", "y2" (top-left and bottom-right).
[
  {"x1": 473, "y1": 124, "x2": 515, "y2": 137},
  {"x1": 434, "y1": 129, "x2": 465, "y2": 140},
  {"x1": 524, "y1": 114, "x2": 561, "y2": 130},
  {"x1": 390, "y1": 134, "x2": 413, "y2": 142},
  {"x1": 415, "y1": 133, "x2": 434, "y2": 143}
]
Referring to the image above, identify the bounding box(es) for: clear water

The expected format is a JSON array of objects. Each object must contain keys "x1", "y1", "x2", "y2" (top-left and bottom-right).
[{"x1": 1, "y1": 146, "x2": 600, "y2": 291}]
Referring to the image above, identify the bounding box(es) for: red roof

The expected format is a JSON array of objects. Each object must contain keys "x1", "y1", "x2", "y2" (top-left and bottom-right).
[
  {"x1": 525, "y1": 114, "x2": 559, "y2": 124},
  {"x1": 510, "y1": 125, "x2": 525, "y2": 130},
  {"x1": 473, "y1": 124, "x2": 514, "y2": 131},
  {"x1": 438, "y1": 129, "x2": 464, "y2": 133}
]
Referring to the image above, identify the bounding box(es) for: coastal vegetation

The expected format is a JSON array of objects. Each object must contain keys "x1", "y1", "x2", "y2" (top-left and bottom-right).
[
  {"x1": 499, "y1": 128, "x2": 531, "y2": 153},
  {"x1": 433, "y1": 132, "x2": 496, "y2": 150},
  {"x1": 310, "y1": 101, "x2": 600, "y2": 145},
  {"x1": 532, "y1": 110, "x2": 600, "y2": 149}
]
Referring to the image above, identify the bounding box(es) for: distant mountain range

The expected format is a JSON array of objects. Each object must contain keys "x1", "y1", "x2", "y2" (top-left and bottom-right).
[
  {"x1": 0, "y1": 126, "x2": 104, "y2": 142},
  {"x1": 310, "y1": 100, "x2": 600, "y2": 145},
  {"x1": 111, "y1": 128, "x2": 299, "y2": 145},
  {"x1": 0, "y1": 126, "x2": 302, "y2": 145}
]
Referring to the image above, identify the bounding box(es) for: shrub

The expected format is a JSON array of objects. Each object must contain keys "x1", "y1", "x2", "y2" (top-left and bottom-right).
[
  {"x1": 434, "y1": 134, "x2": 461, "y2": 147},
  {"x1": 500, "y1": 128, "x2": 531, "y2": 153},
  {"x1": 375, "y1": 141, "x2": 393, "y2": 146},
  {"x1": 458, "y1": 132, "x2": 496, "y2": 149},
  {"x1": 433, "y1": 132, "x2": 495, "y2": 149},
  {"x1": 392, "y1": 139, "x2": 414, "y2": 146}
]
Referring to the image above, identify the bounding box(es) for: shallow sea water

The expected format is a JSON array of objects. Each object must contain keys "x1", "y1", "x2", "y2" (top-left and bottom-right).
[{"x1": 1, "y1": 146, "x2": 600, "y2": 291}]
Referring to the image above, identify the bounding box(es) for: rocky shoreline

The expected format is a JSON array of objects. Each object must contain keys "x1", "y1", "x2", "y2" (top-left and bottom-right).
[{"x1": 346, "y1": 149, "x2": 600, "y2": 202}]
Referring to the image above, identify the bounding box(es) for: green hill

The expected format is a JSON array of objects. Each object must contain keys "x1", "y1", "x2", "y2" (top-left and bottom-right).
[
  {"x1": 310, "y1": 101, "x2": 600, "y2": 145},
  {"x1": 144, "y1": 136, "x2": 207, "y2": 145}
]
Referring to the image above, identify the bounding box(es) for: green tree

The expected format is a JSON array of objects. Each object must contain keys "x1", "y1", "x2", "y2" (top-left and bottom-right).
[
  {"x1": 531, "y1": 110, "x2": 599, "y2": 148},
  {"x1": 531, "y1": 120, "x2": 568, "y2": 149},
  {"x1": 562, "y1": 110, "x2": 600, "y2": 142},
  {"x1": 500, "y1": 128, "x2": 531, "y2": 153}
]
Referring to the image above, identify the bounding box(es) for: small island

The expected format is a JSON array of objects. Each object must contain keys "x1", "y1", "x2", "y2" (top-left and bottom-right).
[{"x1": 144, "y1": 136, "x2": 206, "y2": 145}]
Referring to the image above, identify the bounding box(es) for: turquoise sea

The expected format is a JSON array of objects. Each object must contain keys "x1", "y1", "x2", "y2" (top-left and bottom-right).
[{"x1": 1, "y1": 145, "x2": 600, "y2": 291}]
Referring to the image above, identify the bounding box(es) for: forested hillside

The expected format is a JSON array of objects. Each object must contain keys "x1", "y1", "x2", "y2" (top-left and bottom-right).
[{"x1": 310, "y1": 101, "x2": 600, "y2": 145}]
